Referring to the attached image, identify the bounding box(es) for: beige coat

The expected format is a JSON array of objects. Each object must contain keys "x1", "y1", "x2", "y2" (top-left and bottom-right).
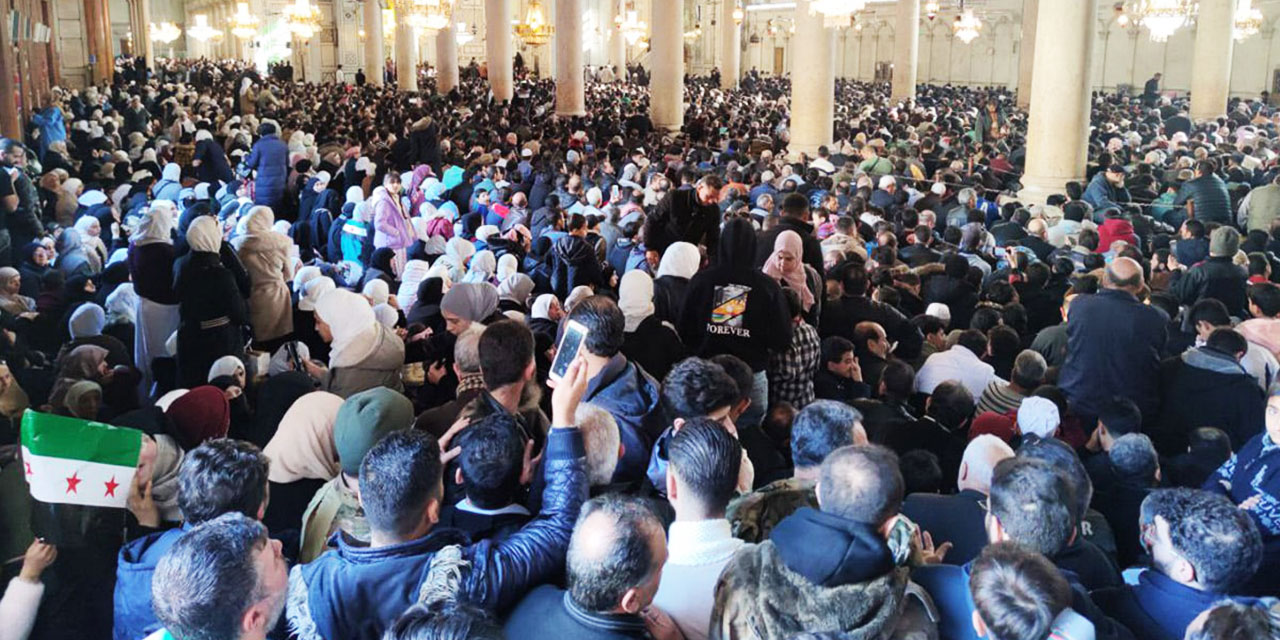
[{"x1": 235, "y1": 231, "x2": 294, "y2": 341}]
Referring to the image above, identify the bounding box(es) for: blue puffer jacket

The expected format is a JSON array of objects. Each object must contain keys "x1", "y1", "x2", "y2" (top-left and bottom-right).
[
  {"x1": 245, "y1": 134, "x2": 289, "y2": 208},
  {"x1": 113, "y1": 525, "x2": 188, "y2": 640},
  {"x1": 286, "y1": 428, "x2": 588, "y2": 640},
  {"x1": 583, "y1": 354, "x2": 664, "y2": 485}
]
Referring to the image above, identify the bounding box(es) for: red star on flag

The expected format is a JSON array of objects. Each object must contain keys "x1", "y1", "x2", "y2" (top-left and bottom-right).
[
  {"x1": 24, "y1": 461, "x2": 31, "y2": 476},
  {"x1": 104, "y1": 476, "x2": 119, "y2": 498},
  {"x1": 65, "y1": 472, "x2": 81, "y2": 494}
]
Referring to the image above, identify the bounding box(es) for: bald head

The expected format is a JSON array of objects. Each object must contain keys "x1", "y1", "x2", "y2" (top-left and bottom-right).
[
  {"x1": 1027, "y1": 218, "x2": 1047, "y2": 238},
  {"x1": 817, "y1": 444, "x2": 903, "y2": 527},
  {"x1": 958, "y1": 435, "x2": 1016, "y2": 494},
  {"x1": 1105, "y1": 257, "x2": 1144, "y2": 292},
  {"x1": 566, "y1": 495, "x2": 667, "y2": 614}
]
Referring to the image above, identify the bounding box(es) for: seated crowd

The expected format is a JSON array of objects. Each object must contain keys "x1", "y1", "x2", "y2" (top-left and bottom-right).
[{"x1": 3, "y1": 54, "x2": 1280, "y2": 640}]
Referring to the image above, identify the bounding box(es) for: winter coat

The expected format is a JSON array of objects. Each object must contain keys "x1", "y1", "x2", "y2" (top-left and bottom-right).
[
  {"x1": 1169, "y1": 256, "x2": 1249, "y2": 318},
  {"x1": 819, "y1": 295, "x2": 924, "y2": 362},
  {"x1": 1097, "y1": 217, "x2": 1139, "y2": 250},
  {"x1": 901, "y1": 490, "x2": 988, "y2": 567},
  {"x1": 1154, "y1": 347, "x2": 1264, "y2": 456},
  {"x1": 1094, "y1": 570, "x2": 1268, "y2": 640},
  {"x1": 550, "y1": 235, "x2": 605, "y2": 299},
  {"x1": 323, "y1": 324, "x2": 405, "y2": 398},
  {"x1": 710, "y1": 507, "x2": 936, "y2": 640},
  {"x1": 1175, "y1": 174, "x2": 1232, "y2": 224},
  {"x1": 622, "y1": 315, "x2": 686, "y2": 383},
  {"x1": 1204, "y1": 432, "x2": 1280, "y2": 595},
  {"x1": 652, "y1": 275, "x2": 689, "y2": 327},
  {"x1": 1060, "y1": 288, "x2": 1168, "y2": 419},
  {"x1": 921, "y1": 275, "x2": 979, "y2": 330},
  {"x1": 286, "y1": 427, "x2": 588, "y2": 640},
  {"x1": 175, "y1": 251, "x2": 249, "y2": 388},
  {"x1": 582, "y1": 354, "x2": 664, "y2": 485},
  {"x1": 1083, "y1": 173, "x2": 1132, "y2": 214},
  {"x1": 113, "y1": 526, "x2": 187, "y2": 640},
  {"x1": 371, "y1": 188, "x2": 415, "y2": 251},
  {"x1": 644, "y1": 189, "x2": 721, "y2": 258},
  {"x1": 504, "y1": 584, "x2": 649, "y2": 639},
  {"x1": 193, "y1": 138, "x2": 235, "y2": 185},
  {"x1": 678, "y1": 219, "x2": 793, "y2": 373},
  {"x1": 235, "y1": 230, "x2": 294, "y2": 341},
  {"x1": 245, "y1": 134, "x2": 289, "y2": 208}
]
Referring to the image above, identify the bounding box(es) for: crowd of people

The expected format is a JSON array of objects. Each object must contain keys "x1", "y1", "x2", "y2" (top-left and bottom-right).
[{"x1": 1, "y1": 52, "x2": 1279, "y2": 640}]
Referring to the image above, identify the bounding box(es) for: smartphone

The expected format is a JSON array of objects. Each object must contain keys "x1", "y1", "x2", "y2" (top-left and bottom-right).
[{"x1": 549, "y1": 320, "x2": 590, "y2": 383}]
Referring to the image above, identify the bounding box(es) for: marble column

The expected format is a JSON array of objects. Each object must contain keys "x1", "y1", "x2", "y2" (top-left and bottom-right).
[
  {"x1": 485, "y1": 0, "x2": 513, "y2": 101},
  {"x1": 555, "y1": 0, "x2": 585, "y2": 116},
  {"x1": 789, "y1": 1, "x2": 835, "y2": 157},
  {"x1": 395, "y1": 17, "x2": 419, "y2": 91},
  {"x1": 1015, "y1": 0, "x2": 1038, "y2": 109},
  {"x1": 84, "y1": 0, "x2": 113, "y2": 83},
  {"x1": 891, "y1": 0, "x2": 919, "y2": 101},
  {"x1": 436, "y1": 21, "x2": 459, "y2": 93},
  {"x1": 650, "y1": 0, "x2": 683, "y2": 131},
  {"x1": 1018, "y1": 0, "x2": 1097, "y2": 204},
  {"x1": 609, "y1": 0, "x2": 626, "y2": 77},
  {"x1": 720, "y1": 0, "x2": 741, "y2": 88},
  {"x1": 1190, "y1": 0, "x2": 1234, "y2": 121},
  {"x1": 363, "y1": 0, "x2": 385, "y2": 85}
]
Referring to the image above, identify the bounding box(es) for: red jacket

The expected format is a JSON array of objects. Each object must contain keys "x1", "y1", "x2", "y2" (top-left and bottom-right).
[{"x1": 1097, "y1": 217, "x2": 1138, "y2": 251}]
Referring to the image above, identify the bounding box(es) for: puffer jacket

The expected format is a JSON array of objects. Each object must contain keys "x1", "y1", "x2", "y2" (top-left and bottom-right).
[
  {"x1": 582, "y1": 353, "x2": 664, "y2": 485},
  {"x1": 286, "y1": 428, "x2": 588, "y2": 640},
  {"x1": 371, "y1": 187, "x2": 415, "y2": 251},
  {"x1": 1154, "y1": 346, "x2": 1264, "y2": 456},
  {"x1": 550, "y1": 234, "x2": 605, "y2": 298},
  {"x1": 113, "y1": 526, "x2": 187, "y2": 640},
  {"x1": 1168, "y1": 256, "x2": 1248, "y2": 318},
  {"x1": 1176, "y1": 174, "x2": 1232, "y2": 224},
  {"x1": 245, "y1": 134, "x2": 289, "y2": 208}
]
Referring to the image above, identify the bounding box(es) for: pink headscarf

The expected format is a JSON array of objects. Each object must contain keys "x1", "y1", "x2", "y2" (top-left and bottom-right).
[
  {"x1": 763, "y1": 230, "x2": 814, "y2": 312},
  {"x1": 408, "y1": 165, "x2": 436, "y2": 213}
]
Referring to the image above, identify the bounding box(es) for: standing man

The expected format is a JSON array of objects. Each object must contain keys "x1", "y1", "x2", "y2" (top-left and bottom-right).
[
  {"x1": 644, "y1": 175, "x2": 724, "y2": 259},
  {"x1": 1143, "y1": 72, "x2": 1163, "y2": 106}
]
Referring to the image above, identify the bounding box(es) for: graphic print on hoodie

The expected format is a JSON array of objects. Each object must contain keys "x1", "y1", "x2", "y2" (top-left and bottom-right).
[{"x1": 711, "y1": 284, "x2": 751, "y2": 336}]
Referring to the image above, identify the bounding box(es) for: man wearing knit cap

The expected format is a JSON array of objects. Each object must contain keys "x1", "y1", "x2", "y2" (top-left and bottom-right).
[
  {"x1": 1168, "y1": 225, "x2": 1249, "y2": 317},
  {"x1": 1017, "y1": 396, "x2": 1061, "y2": 441}
]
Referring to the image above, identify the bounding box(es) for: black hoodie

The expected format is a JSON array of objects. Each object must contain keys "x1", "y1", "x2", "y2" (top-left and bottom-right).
[
  {"x1": 678, "y1": 218, "x2": 792, "y2": 372},
  {"x1": 550, "y1": 234, "x2": 605, "y2": 298}
]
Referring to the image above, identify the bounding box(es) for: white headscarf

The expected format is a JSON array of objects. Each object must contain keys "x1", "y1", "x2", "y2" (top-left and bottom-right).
[
  {"x1": 345, "y1": 186, "x2": 365, "y2": 206},
  {"x1": 462, "y1": 250, "x2": 496, "y2": 283},
  {"x1": 106, "y1": 283, "x2": 138, "y2": 324},
  {"x1": 531, "y1": 294, "x2": 559, "y2": 320},
  {"x1": 362, "y1": 279, "x2": 390, "y2": 306},
  {"x1": 565, "y1": 286, "x2": 593, "y2": 313},
  {"x1": 618, "y1": 271, "x2": 656, "y2": 333},
  {"x1": 496, "y1": 254, "x2": 519, "y2": 281},
  {"x1": 372, "y1": 303, "x2": 398, "y2": 328},
  {"x1": 293, "y1": 265, "x2": 323, "y2": 293},
  {"x1": 185, "y1": 215, "x2": 222, "y2": 253},
  {"x1": 208, "y1": 355, "x2": 245, "y2": 383},
  {"x1": 133, "y1": 200, "x2": 177, "y2": 246},
  {"x1": 298, "y1": 276, "x2": 335, "y2": 312},
  {"x1": 268, "y1": 341, "x2": 312, "y2": 376},
  {"x1": 315, "y1": 288, "x2": 379, "y2": 369},
  {"x1": 657, "y1": 242, "x2": 700, "y2": 279}
]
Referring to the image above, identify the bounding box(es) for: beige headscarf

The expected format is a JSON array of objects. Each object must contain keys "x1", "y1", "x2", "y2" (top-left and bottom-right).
[{"x1": 264, "y1": 392, "x2": 344, "y2": 483}]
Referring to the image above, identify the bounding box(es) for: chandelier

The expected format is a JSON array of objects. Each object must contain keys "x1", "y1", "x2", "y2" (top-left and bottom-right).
[
  {"x1": 924, "y1": 0, "x2": 939, "y2": 20},
  {"x1": 684, "y1": 23, "x2": 704, "y2": 39},
  {"x1": 400, "y1": 0, "x2": 454, "y2": 33},
  {"x1": 151, "y1": 21, "x2": 182, "y2": 44},
  {"x1": 1134, "y1": 0, "x2": 1196, "y2": 43},
  {"x1": 1234, "y1": 0, "x2": 1263, "y2": 41},
  {"x1": 456, "y1": 21, "x2": 475, "y2": 45},
  {"x1": 733, "y1": 2, "x2": 745, "y2": 25},
  {"x1": 952, "y1": 1, "x2": 981, "y2": 44},
  {"x1": 282, "y1": 0, "x2": 322, "y2": 39},
  {"x1": 515, "y1": 0, "x2": 554, "y2": 46},
  {"x1": 616, "y1": 4, "x2": 647, "y2": 46},
  {"x1": 187, "y1": 14, "x2": 222, "y2": 41},
  {"x1": 228, "y1": 2, "x2": 260, "y2": 39},
  {"x1": 808, "y1": 0, "x2": 866, "y2": 29}
]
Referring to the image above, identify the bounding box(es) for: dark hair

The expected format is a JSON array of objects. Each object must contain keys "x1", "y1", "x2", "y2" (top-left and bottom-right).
[
  {"x1": 383, "y1": 602, "x2": 504, "y2": 640},
  {"x1": 970, "y1": 308, "x2": 1003, "y2": 335},
  {"x1": 708, "y1": 354, "x2": 753, "y2": 404},
  {"x1": 781, "y1": 192, "x2": 810, "y2": 218},
  {"x1": 457, "y1": 414, "x2": 525, "y2": 509},
  {"x1": 818, "y1": 444, "x2": 903, "y2": 526},
  {"x1": 1188, "y1": 298, "x2": 1231, "y2": 330},
  {"x1": 668, "y1": 417, "x2": 743, "y2": 512},
  {"x1": 566, "y1": 212, "x2": 587, "y2": 232},
  {"x1": 1248, "y1": 282, "x2": 1280, "y2": 317},
  {"x1": 911, "y1": 314, "x2": 947, "y2": 335},
  {"x1": 152, "y1": 513, "x2": 273, "y2": 640},
  {"x1": 1016, "y1": 435, "x2": 1093, "y2": 519},
  {"x1": 927, "y1": 380, "x2": 974, "y2": 427},
  {"x1": 1185, "y1": 218, "x2": 1206, "y2": 238},
  {"x1": 989, "y1": 457, "x2": 1077, "y2": 556},
  {"x1": 880, "y1": 359, "x2": 916, "y2": 399},
  {"x1": 177, "y1": 439, "x2": 270, "y2": 525},
  {"x1": 1206, "y1": 327, "x2": 1248, "y2": 358},
  {"x1": 1098, "y1": 395, "x2": 1143, "y2": 436},
  {"x1": 1144, "y1": 488, "x2": 1263, "y2": 593},
  {"x1": 988, "y1": 325, "x2": 1021, "y2": 362},
  {"x1": 1109, "y1": 433, "x2": 1159, "y2": 482},
  {"x1": 478, "y1": 320, "x2": 535, "y2": 389},
  {"x1": 900, "y1": 449, "x2": 944, "y2": 494},
  {"x1": 1185, "y1": 602, "x2": 1280, "y2": 640},
  {"x1": 360, "y1": 430, "x2": 444, "y2": 538},
  {"x1": 567, "y1": 495, "x2": 663, "y2": 613},
  {"x1": 821, "y1": 336, "x2": 855, "y2": 365},
  {"x1": 568, "y1": 296, "x2": 625, "y2": 357},
  {"x1": 792, "y1": 400, "x2": 863, "y2": 468},
  {"x1": 968, "y1": 542, "x2": 1072, "y2": 640},
  {"x1": 662, "y1": 358, "x2": 740, "y2": 420}
]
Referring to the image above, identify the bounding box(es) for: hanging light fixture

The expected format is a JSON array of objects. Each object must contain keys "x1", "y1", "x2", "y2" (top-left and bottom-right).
[
  {"x1": 1134, "y1": 0, "x2": 1197, "y2": 42},
  {"x1": 924, "y1": 0, "x2": 939, "y2": 21},
  {"x1": 151, "y1": 21, "x2": 182, "y2": 44},
  {"x1": 187, "y1": 14, "x2": 222, "y2": 41},
  {"x1": 228, "y1": 2, "x2": 260, "y2": 39},
  {"x1": 1115, "y1": 2, "x2": 1133, "y2": 30},
  {"x1": 282, "y1": 0, "x2": 322, "y2": 40},
  {"x1": 1234, "y1": 0, "x2": 1263, "y2": 41},
  {"x1": 733, "y1": 2, "x2": 745, "y2": 25},
  {"x1": 400, "y1": 0, "x2": 454, "y2": 33},
  {"x1": 456, "y1": 21, "x2": 475, "y2": 45},
  {"x1": 515, "y1": 0, "x2": 554, "y2": 46},
  {"x1": 808, "y1": 0, "x2": 867, "y2": 29},
  {"x1": 684, "y1": 22, "x2": 704, "y2": 39},
  {"x1": 952, "y1": 1, "x2": 982, "y2": 44},
  {"x1": 617, "y1": 1, "x2": 646, "y2": 46}
]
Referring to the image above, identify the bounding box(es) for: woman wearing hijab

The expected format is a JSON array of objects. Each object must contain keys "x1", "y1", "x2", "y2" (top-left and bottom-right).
[
  {"x1": 527, "y1": 293, "x2": 562, "y2": 342},
  {"x1": 73, "y1": 214, "x2": 108, "y2": 273},
  {"x1": 371, "y1": 172, "x2": 415, "y2": 275},
  {"x1": 0, "y1": 267, "x2": 33, "y2": 316},
  {"x1": 17, "y1": 242, "x2": 50, "y2": 298},
  {"x1": 441, "y1": 236, "x2": 476, "y2": 284},
  {"x1": 496, "y1": 253, "x2": 519, "y2": 282},
  {"x1": 619, "y1": 271, "x2": 686, "y2": 381},
  {"x1": 55, "y1": 228, "x2": 94, "y2": 279},
  {"x1": 176, "y1": 216, "x2": 249, "y2": 388},
  {"x1": 762, "y1": 229, "x2": 821, "y2": 325},
  {"x1": 46, "y1": 345, "x2": 120, "y2": 416},
  {"x1": 361, "y1": 247, "x2": 398, "y2": 290},
  {"x1": 461, "y1": 249, "x2": 497, "y2": 284},
  {"x1": 312, "y1": 288, "x2": 404, "y2": 397},
  {"x1": 439, "y1": 281, "x2": 501, "y2": 335},
  {"x1": 164, "y1": 385, "x2": 231, "y2": 450},
  {"x1": 233, "y1": 206, "x2": 294, "y2": 350},
  {"x1": 497, "y1": 273, "x2": 536, "y2": 315},
  {"x1": 127, "y1": 200, "x2": 180, "y2": 395},
  {"x1": 652, "y1": 241, "x2": 700, "y2": 326},
  {"x1": 261, "y1": 391, "x2": 345, "y2": 545},
  {"x1": 57, "y1": 302, "x2": 132, "y2": 369},
  {"x1": 405, "y1": 277, "x2": 446, "y2": 333},
  {"x1": 295, "y1": 275, "x2": 335, "y2": 363},
  {"x1": 152, "y1": 163, "x2": 183, "y2": 202}
]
